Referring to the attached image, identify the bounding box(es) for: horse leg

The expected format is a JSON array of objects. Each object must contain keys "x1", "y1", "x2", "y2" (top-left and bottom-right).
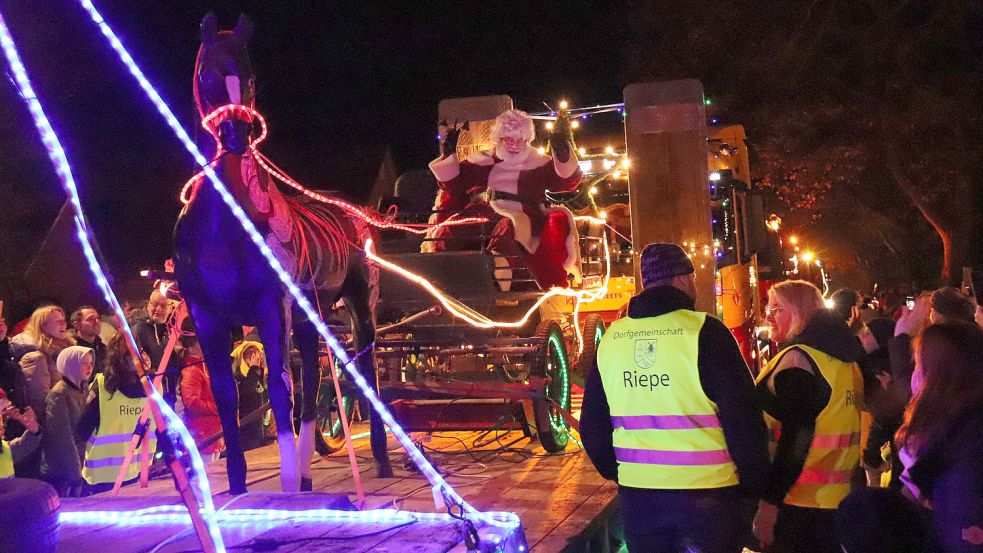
[
  {"x1": 256, "y1": 294, "x2": 300, "y2": 493},
  {"x1": 343, "y1": 264, "x2": 392, "y2": 477},
  {"x1": 189, "y1": 307, "x2": 247, "y2": 494},
  {"x1": 292, "y1": 308, "x2": 320, "y2": 492}
]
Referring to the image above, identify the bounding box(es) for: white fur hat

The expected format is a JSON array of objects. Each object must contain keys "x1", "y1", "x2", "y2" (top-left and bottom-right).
[{"x1": 491, "y1": 109, "x2": 535, "y2": 144}]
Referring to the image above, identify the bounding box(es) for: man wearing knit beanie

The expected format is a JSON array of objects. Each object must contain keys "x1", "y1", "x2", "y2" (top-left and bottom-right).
[{"x1": 581, "y1": 242, "x2": 768, "y2": 552}]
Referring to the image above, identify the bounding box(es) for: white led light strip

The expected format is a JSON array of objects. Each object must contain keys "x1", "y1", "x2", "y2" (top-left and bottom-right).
[
  {"x1": 60, "y1": 505, "x2": 518, "y2": 527},
  {"x1": 0, "y1": 9, "x2": 226, "y2": 551},
  {"x1": 75, "y1": 0, "x2": 510, "y2": 528}
]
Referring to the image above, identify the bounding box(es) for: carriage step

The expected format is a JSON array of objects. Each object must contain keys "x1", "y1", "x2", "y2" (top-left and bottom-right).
[{"x1": 389, "y1": 399, "x2": 532, "y2": 436}]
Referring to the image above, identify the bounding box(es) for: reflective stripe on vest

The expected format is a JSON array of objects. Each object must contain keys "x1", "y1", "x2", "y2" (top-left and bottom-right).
[
  {"x1": 598, "y1": 310, "x2": 739, "y2": 490},
  {"x1": 82, "y1": 373, "x2": 157, "y2": 485},
  {"x1": 756, "y1": 344, "x2": 863, "y2": 509},
  {"x1": 0, "y1": 441, "x2": 13, "y2": 478}
]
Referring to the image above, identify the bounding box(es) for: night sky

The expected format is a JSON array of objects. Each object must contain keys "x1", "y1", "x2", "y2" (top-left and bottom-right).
[
  {"x1": 4, "y1": 1, "x2": 974, "y2": 318},
  {"x1": 0, "y1": 1, "x2": 627, "y2": 285}
]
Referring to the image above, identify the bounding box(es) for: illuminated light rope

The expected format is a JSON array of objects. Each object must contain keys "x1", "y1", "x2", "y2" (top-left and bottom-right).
[
  {"x1": 76, "y1": 0, "x2": 507, "y2": 528},
  {"x1": 180, "y1": 103, "x2": 489, "y2": 235},
  {"x1": 251, "y1": 148, "x2": 490, "y2": 234},
  {"x1": 60, "y1": 505, "x2": 519, "y2": 527},
  {"x1": 0, "y1": 10, "x2": 226, "y2": 551},
  {"x1": 364, "y1": 236, "x2": 611, "y2": 333}
]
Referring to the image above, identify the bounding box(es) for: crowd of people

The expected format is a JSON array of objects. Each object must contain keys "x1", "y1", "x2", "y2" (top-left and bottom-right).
[
  {"x1": 0, "y1": 289, "x2": 272, "y2": 497},
  {"x1": 581, "y1": 242, "x2": 983, "y2": 553},
  {"x1": 2, "y1": 238, "x2": 980, "y2": 551}
]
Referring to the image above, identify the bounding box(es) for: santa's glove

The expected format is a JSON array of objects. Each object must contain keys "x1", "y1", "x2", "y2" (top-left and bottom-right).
[
  {"x1": 439, "y1": 122, "x2": 463, "y2": 158},
  {"x1": 549, "y1": 116, "x2": 573, "y2": 162},
  {"x1": 551, "y1": 139, "x2": 571, "y2": 162}
]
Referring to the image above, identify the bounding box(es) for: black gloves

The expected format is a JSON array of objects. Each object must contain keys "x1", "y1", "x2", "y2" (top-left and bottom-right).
[
  {"x1": 439, "y1": 121, "x2": 465, "y2": 158},
  {"x1": 549, "y1": 115, "x2": 573, "y2": 162}
]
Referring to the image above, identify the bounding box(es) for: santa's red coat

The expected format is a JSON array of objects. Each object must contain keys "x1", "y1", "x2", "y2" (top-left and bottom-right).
[{"x1": 427, "y1": 147, "x2": 582, "y2": 289}]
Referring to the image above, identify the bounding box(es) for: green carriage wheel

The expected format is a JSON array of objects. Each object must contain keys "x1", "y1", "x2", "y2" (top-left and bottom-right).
[
  {"x1": 531, "y1": 320, "x2": 571, "y2": 453},
  {"x1": 573, "y1": 313, "x2": 606, "y2": 387}
]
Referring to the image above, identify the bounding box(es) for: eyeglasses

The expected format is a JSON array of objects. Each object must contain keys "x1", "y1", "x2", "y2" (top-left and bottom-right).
[{"x1": 765, "y1": 305, "x2": 785, "y2": 318}]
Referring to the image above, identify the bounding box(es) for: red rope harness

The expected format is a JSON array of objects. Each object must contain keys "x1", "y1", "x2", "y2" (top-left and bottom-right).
[{"x1": 181, "y1": 99, "x2": 488, "y2": 235}]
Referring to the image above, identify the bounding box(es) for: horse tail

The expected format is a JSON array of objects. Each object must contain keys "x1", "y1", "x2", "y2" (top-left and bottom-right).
[{"x1": 353, "y1": 217, "x2": 380, "y2": 314}]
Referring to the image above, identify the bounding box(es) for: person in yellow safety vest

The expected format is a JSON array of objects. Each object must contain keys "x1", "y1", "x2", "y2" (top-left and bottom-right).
[
  {"x1": 0, "y1": 398, "x2": 41, "y2": 478},
  {"x1": 753, "y1": 280, "x2": 864, "y2": 553},
  {"x1": 77, "y1": 333, "x2": 156, "y2": 493},
  {"x1": 581, "y1": 243, "x2": 770, "y2": 553}
]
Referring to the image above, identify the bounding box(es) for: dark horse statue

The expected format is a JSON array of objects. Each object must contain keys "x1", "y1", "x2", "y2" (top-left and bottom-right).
[{"x1": 174, "y1": 14, "x2": 391, "y2": 494}]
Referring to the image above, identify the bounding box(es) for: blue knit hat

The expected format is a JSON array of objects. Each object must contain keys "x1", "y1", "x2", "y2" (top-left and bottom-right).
[{"x1": 640, "y1": 243, "x2": 695, "y2": 289}]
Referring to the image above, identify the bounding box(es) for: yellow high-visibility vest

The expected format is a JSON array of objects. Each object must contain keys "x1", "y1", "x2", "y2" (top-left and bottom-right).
[
  {"x1": 0, "y1": 441, "x2": 13, "y2": 478},
  {"x1": 756, "y1": 344, "x2": 862, "y2": 509},
  {"x1": 598, "y1": 310, "x2": 739, "y2": 489},
  {"x1": 82, "y1": 373, "x2": 157, "y2": 485}
]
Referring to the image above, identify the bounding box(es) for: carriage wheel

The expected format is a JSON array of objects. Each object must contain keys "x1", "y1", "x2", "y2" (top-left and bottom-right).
[
  {"x1": 531, "y1": 320, "x2": 571, "y2": 453},
  {"x1": 314, "y1": 306, "x2": 360, "y2": 455},
  {"x1": 573, "y1": 314, "x2": 606, "y2": 387},
  {"x1": 314, "y1": 355, "x2": 358, "y2": 455}
]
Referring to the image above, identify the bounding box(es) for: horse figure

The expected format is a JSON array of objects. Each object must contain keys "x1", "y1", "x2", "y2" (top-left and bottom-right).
[{"x1": 174, "y1": 13, "x2": 392, "y2": 494}]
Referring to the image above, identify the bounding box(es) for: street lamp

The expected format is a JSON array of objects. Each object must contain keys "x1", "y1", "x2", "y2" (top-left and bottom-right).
[{"x1": 767, "y1": 214, "x2": 782, "y2": 232}]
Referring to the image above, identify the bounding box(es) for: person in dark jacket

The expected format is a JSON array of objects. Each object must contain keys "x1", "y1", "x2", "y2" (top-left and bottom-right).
[
  {"x1": 231, "y1": 341, "x2": 267, "y2": 452},
  {"x1": 132, "y1": 290, "x2": 181, "y2": 406},
  {"x1": 40, "y1": 345, "x2": 93, "y2": 497},
  {"x1": 70, "y1": 306, "x2": 107, "y2": 377},
  {"x1": 0, "y1": 317, "x2": 29, "y2": 440},
  {"x1": 896, "y1": 321, "x2": 983, "y2": 553},
  {"x1": 0, "y1": 394, "x2": 42, "y2": 478},
  {"x1": 753, "y1": 280, "x2": 864, "y2": 553},
  {"x1": 581, "y1": 242, "x2": 769, "y2": 553},
  {"x1": 836, "y1": 486, "x2": 936, "y2": 553},
  {"x1": 857, "y1": 317, "x2": 909, "y2": 488}
]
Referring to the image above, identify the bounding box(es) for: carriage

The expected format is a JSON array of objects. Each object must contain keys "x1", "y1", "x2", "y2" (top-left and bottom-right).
[{"x1": 312, "y1": 204, "x2": 611, "y2": 454}]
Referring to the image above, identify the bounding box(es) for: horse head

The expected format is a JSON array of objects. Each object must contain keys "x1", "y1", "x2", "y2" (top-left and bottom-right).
[{"x1": 196, "y1": 13, "x2": 255, "y2": 155}]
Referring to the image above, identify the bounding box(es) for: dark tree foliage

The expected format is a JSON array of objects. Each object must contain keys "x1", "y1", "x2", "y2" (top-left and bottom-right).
[{"x1": 624, "y1": 0, "x2": 983, "y2": 286}]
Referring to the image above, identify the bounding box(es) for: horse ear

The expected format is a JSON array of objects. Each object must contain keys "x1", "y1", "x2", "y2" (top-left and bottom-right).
[
  {"x1": 201, "y1": 12, "x2": 218, "y2": 45},
  {"x1": 234, "y1": 15, "x2": 254, "y2": 45}
]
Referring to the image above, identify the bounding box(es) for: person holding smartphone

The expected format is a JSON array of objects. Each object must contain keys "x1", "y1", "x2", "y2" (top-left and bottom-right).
[
  {"x1": 0, "y1": 391, "x2": 42, "y2": 478},
  {"x1": 891, "y1": 294, "x2": 931, "y2": 402},
  {"x1": 0, "y1": 314, "x2": 29, "y2": 441}
]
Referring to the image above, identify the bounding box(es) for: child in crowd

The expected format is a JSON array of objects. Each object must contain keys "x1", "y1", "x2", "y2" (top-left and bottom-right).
[
  {"x1": 180, "y1": 335, "x2": 224, "y2": 462},
  {"x1": 40, "y1": 346, "x2": 93, "y2": 496},
  {"x1": 231, "y1": 341, "x2": 268, "y2": 452}
]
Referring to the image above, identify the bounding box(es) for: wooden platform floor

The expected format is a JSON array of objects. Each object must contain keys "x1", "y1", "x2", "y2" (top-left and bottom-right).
[{"x1": 59, "y1": 424, "x2": 617, "y2": 552}]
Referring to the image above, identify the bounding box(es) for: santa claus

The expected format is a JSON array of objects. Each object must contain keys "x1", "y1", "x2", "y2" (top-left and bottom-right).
[{"x1": 427, "y1": 109, "x2": 582, "y2": 289}]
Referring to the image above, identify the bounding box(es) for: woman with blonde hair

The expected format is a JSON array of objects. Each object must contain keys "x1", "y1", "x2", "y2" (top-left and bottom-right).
[
  {"x1": 752, "y1": 280, "x2": 865, "y2": 553},
  {"x1": 10, "y1": 305, "x2": 75, "y2": 422}
]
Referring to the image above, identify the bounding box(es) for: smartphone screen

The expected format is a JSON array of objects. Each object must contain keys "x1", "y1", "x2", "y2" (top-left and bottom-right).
[{"x1": 906, "y1": 296, "x2": 915, "y2": 310}]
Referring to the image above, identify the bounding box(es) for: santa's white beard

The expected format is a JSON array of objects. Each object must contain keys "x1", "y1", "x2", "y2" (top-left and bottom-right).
[{"x1": 495, "y1": 143, "x2": 534, "y2": 164}]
